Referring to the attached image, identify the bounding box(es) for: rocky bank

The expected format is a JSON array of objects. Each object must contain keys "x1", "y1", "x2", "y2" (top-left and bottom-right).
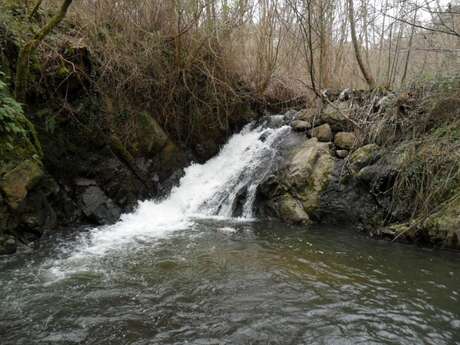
[{"x1": 256, "y1": 89, "x2": 460, "y2": 250}]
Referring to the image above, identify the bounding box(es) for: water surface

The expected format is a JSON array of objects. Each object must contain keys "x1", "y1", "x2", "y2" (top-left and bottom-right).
[
  {"x1": 1, "y1": 120, "x2": 459, "y2": 345},
  {"x1": 1, "y1": 221, "x2": 459, "y2": 345}
]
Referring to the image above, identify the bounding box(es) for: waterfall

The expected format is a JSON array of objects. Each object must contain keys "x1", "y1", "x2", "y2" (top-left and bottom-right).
[{"x1": 62, "y1": 122, "x2": 290, "y2": 259}]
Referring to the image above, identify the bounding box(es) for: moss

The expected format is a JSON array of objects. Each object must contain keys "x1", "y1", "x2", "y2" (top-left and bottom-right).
[
  {"x1": 349, "y1": 144, "x2": 380, "y2": 174},
  {"x1": 422, "y1": 190, "x2": 460, "y2": 248},
  {"x1": 0, "y1": 158, "x2": 43, "y2": 209},
  {"x1": 56, "y1": 65, "x2": 70, "y2": 79}
]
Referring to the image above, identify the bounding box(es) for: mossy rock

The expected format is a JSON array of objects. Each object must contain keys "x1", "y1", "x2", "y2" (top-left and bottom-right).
[
  {"x1": 422, "y1": 192, "x2": 460, "y2": 249},
  {"x1": 334, "y1": 132, "x2": 357, "y2": 150},
  {"x1": 272, "y1": 194, "x2": 311, "y2": 225},
  {"x1": 349, "y1": 144, "x2": 380, "y2": 174},
  {"x1": 0, "y1": 159, "x2": 43, "y2": 209},
  {"x1": 261, "y1": 138, "x2": 335, "y2": 223},
  {"x1": 130, "y1": 112, "x2": 169, "y2": 157}
]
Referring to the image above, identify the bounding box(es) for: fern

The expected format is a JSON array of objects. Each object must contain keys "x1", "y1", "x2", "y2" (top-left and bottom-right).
[{"x1": 0, "y1": 72, "x2": 28, "y2": 142}]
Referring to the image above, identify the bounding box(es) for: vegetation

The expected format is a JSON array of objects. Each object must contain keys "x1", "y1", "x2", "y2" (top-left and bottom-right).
[{"x1": 0, "y1": 72, "x2": 41, "y2": 161}]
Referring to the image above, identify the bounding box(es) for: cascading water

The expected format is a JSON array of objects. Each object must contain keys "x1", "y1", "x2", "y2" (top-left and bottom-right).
[
  {"x1": 50, "y1": 122, "x2": 290, "y2": 268},
  {"x1": 3, "y1": 120, "x2": 460, "y2": 345}
]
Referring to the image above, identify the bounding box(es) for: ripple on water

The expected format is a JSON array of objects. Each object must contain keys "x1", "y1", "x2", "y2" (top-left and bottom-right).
[{"x1": 1, "y1": 222, "x2": 460, "y2": 345}]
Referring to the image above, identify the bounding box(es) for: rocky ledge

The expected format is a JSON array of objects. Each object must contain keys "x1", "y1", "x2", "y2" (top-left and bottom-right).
[{"x1": 256, "y1": 91, "x2": 460, "y2": 250}]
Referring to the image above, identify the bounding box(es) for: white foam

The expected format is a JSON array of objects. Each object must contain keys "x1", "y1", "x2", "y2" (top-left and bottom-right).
[{"x1": 47, "y1": 124, "x2": 289, "y2": 277}]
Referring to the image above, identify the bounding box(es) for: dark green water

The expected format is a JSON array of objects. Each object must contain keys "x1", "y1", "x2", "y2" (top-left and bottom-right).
[{"x1": 1, "y1": 221, "x2": 459, "y2": 345}]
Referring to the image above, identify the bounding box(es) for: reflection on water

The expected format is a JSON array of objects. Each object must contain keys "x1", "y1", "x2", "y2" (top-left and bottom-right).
[{"x1": 1, "y1": 221, "x2": 459, "y2": 345}]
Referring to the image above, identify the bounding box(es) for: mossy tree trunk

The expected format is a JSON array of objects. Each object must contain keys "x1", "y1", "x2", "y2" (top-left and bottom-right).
[{"x1": 15, "y1": 0, "x2": 73, "y2": 102}]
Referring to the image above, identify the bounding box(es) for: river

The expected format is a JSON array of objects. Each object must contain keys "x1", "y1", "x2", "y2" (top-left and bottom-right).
[{"x1": 1, "y1": 121, "x2": 459, "y2": 345}]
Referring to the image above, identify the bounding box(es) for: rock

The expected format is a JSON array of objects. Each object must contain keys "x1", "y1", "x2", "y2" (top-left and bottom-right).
[
  {"x1": 311, "y1": 124, "x2": 332, "y2": 142},
  {"x1": 298, "y1": 103, "x2": 352, "y2": 132},
  {"x1": 268, "y1": 195, "x2": 311, "y2": 224},
  {"x1": 0, "y1": 159, "x2": 44, "y2": 209},
  {"x1": 0, "y1": 235, "x2": 16, "y2": 255},
  {"x1": 319, "y1": 103, "x2": 353, "y2": 132},
  {"x1": 338, "y1": 88, "x2": 352, "y2": 101},
  {"x1": 297, "y1": 108, "x2": 318, "y2": 122},
  {"x1": 79, "y1": 185, "x2": 121, "y2": 224},
  {"x1": 336, "y1": 150, "x2": 349, "y2": 158},
  {"x1": 256, "y1": 138, "x2": 334, "y2": 222},
  {"x1": 74, "y1": 178, "x2": 97, "y2": 187},
  {"x1": 132, "y1": 112, "x2": 169, "y2": 156},
  {"x1": 291, "y1": 120, "x2": 311, "y2": 132},
  {"x1": 283, "y1": 109, "x2": 299, "y2": 123},
  {"x1": 422, "y1": 192, "x2": 460, "y2": 249},
  {"x1": 349, "y1": 144, "x2": 380, "y2": 174},
  {"x1": 334, "y1": 132, "x2": 357, "y2": 150},
  {"x1": 313, "y1": 159, "x2": 386, "y2": 225},
  {"x1": 265, "y1": 115, "x2": 285, "y2": 128}
]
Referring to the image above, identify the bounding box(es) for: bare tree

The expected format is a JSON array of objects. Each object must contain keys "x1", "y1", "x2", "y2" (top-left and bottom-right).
[
  {"x1": 15, "y1": 0, "x2": 74, "y2": 102},
  {"x1": 347, "y1": 0, "x2": 376, "y2": 89}
]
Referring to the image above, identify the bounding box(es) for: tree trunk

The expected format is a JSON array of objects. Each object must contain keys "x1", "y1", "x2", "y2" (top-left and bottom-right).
[
  {"x1": 347, "y1": 0, "x2": 376, "y2": 89},
  {"x1": 15, "y1": 0, "x2": 73, "y2": 102},
  {"x1": 29, "y1": 0, "x2": 44, "y2": 20},
  {"x1": 401, "y1": 8, "x2": 418, "y2": 86}
]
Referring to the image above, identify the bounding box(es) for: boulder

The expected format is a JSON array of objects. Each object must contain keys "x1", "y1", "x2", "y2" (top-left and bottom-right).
[
  {"x1": 311, "y1": 124, "x2": 332, "y2": 142},
  {"x1": 349, "y1": 144, "x2": 380, "y2": 174},
  {"x1": 297, "y1": 104, "x2": 352, "y2": 132},
  {"x1": 0, "y1": 159, "x2": 43, "y2": 209},
  {"x1": 0, "y1": 235, "x2": 16, "y2": 255},
  {"x1": 334, "y1": 132, "x2": 357, "y2": 150},
  {"x1": 257, "y1": 138, "x2": 334, "y2": 223},
  {"x1": 336, "y1": 150, "x2": 349, "y2": 158},
  {"x1": 268, "y1": 194, "x2": 311, "y2": 224},
  {"x1": 320, "y1": 103, "x2": 353, "y2": 132},
  {"x1": 313, "y1": 159, "x2": 386, "y2": 225},
  {"x1": 132, "y1": 112, "x2": 169, "y2": 156},
  {"x1": 79, "y1": 184, "x2": 121, "y2": 225},
  {"x1": 291, "y1": 120, "x2": 311, "y2": 132}
]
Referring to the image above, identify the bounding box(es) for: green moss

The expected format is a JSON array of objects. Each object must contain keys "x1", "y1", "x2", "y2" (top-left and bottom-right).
[
  {"x1": 56, "y1": 65, "x2": 70, "y2": 78},
  {"x1": 349, "y1": 144, "x2": 380, "y2": 174}
]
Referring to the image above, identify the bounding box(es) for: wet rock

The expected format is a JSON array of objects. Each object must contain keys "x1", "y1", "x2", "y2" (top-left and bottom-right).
[
  {"x1": 291, "y1": 120, "x2": 311, "y2": 132},
  {"x1": 0, "y1": 235, "x2": 16, "y2": 255},
  {"x1": 313, "y1": 160, "x2": 386, "y2": 225},
  {"x1": 269, "y1": 194, "x2": 311, "y2": 224},
  {"x1": 264, "y1": 115, "x2": 285, "y2": 128},
  {"x1": 257, "y1": 138, "x2": 334, "y2": 222},
  {"x1": 79, "y1": 185, "x2": 121, "y2": 225},
  {"x1": 0, "y1": 159, "x2": 44, "y2": 209},
  {"x1": 334, "y1": 132, "x2": 357, "y2": 150},
  {"x1": 336, "y1": 150, "x2": 349, "y2": 159},
  {"x1": 349, "y1": 144, "x2": 380, "y2": 174},
  {"x1": 311, "y1": 124, "x2": 332, "y2": 142}
]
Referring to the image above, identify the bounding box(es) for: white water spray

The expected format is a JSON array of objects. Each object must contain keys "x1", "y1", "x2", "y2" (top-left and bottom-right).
[{"x1": 59, "y1": 123, "x2": 290, "y2": 261}]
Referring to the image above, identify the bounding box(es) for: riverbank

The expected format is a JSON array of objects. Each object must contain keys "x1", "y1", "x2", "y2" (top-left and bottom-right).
[{"x1": 256, "y1": 86, "x2": 460, "y2": 249}]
